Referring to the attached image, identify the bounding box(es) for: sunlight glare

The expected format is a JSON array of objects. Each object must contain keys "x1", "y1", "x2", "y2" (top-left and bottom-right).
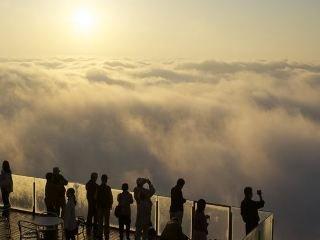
[{"x1": 72, "y1": 8, "x2": 95, "y2": 33}]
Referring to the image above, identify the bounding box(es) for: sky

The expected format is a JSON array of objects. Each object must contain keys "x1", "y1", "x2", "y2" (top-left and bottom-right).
[
  {"x1": 0, "y1": 0, "x2": 320, "y2": 61},
  {"x1": 1, "y1": 1, "x2": 320, "y2": 240}
]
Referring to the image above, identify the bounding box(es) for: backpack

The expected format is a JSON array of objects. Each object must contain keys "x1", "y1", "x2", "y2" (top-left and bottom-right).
[{"x1": 114, "y1": 205, "x2": 121, "y2": 218}]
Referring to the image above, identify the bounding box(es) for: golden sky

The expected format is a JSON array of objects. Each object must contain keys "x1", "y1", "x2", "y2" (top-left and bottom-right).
[{"x1": 1, "y1": 0, "x2": 320, "y2": 61}]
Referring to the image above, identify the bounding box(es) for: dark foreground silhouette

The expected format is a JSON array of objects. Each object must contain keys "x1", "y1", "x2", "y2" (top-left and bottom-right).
[
  {"x1": 241, "y1": 187, "x2": 265, "y2": 235},
  {"x1": 1, "y1": 160, "x2": 268, "y2": 239}
]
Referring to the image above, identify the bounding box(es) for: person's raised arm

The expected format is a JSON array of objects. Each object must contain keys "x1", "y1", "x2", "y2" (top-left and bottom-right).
[
  {"x1": 148, "y1": 180, "x2": 155, "y2": 197},
  {"x1": 257, "y1": 190, "x2": 265, "y2": 209}
]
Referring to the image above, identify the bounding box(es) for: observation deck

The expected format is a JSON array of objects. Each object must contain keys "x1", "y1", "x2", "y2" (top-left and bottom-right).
[{"x1": 0, "y1": 174, "x2": 274, "y2": 240}]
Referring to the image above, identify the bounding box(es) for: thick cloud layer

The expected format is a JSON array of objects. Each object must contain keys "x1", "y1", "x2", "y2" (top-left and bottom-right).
[{"x1": 1, "y1": 58, "x2": 320, "y2": 239}]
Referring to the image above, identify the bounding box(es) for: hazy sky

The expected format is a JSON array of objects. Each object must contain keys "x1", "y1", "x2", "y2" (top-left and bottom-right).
[{"x1": 1, "y1": 0, "x2": 320, "y2": 61}]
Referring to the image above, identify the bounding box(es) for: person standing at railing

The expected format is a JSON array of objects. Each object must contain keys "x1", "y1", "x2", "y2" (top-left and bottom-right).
[
  {"x1": 241, "y1": 187, "x2": 265, "y2": 235},
  {"x1": 45, "y1": 172, "x2": 56, "y2": 213},
  {"x1": 134, "y1": 178, "x2": 155, "y2": 240},
  {"x1": 86, "y1": 172, "x2": 99, "y2": 233},
  {"x1": 117, "y1": 183, "x2": 134, "y2": 240},
  {"x1": 0, "y1": 160, "x2": 13, "y2": 218},
  {"x1": 97, "y1": 174, "x2": 113, "y2": 240},
  {"x1": 193, "y1": 199, "x2": 209, "y2": 240},
  {"x1": 64, "y1": 188, "x2": 78, "y2": 240},
  {"x1": 170, "y1": 178, "x2": 186, "y2": 225},
  {"x1": 52, "y1": 167, "x2": 68, "y2": 217}
]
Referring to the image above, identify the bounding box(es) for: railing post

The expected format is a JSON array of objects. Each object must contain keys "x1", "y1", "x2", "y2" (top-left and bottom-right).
[
  {"x1": 228, "y1": 207, "x2": 233, "y2": 240},
  {"x1": 155, "y1": 196, "x2": 159, "y2": 236},
  {"x1": 272, "y1": 215, "x2": 275, "y2": 240},
  {"x1": 191, "y1": 201, "x2": 196, "y2": 240},
  {"x1": 32, "y1": 178, "x2": 36, "y2": 216}
]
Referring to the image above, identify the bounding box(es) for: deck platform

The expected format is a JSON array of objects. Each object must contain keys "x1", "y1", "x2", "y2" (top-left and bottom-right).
[{"x1": 0, "y1": 210, "x2": 124, "y2": 240}]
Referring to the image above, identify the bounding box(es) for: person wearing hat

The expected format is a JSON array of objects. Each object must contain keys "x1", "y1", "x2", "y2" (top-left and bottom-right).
[
  {"x1": 134, "y1": 178, "x2": 155, "y2": 240},
  {"x1": 52, "y1": 167, "x2": 68, "y2": 217}
]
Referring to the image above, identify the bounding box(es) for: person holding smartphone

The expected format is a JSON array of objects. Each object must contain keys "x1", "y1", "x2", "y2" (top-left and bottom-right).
[{"x1": 240, "y1": 187, "x2": 265, "y2": 235}]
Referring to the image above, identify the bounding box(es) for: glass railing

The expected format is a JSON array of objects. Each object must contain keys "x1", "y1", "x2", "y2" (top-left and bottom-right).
[
  {"x1": 6, "y1": 174, "x2": 273, "y2": 240},
  {"x1": 241, "y1": 214, "x2": 274, "y2": 240},
  {"x1": 231, "y1": 207, "x2": 272, "y2": 240}
]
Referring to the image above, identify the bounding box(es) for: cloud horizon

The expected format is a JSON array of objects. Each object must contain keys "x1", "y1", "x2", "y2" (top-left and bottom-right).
[{"x1": 1, "y1": 58, "x2": 320, "y2": 240}]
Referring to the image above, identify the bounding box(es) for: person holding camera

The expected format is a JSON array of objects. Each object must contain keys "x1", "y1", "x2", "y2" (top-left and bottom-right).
[
  {"x1": 134, "y1": 178, "x2": 155, "y2": 240},
  {"x1": 240, "y1": 187, "x2": 265, "y2": 235}
]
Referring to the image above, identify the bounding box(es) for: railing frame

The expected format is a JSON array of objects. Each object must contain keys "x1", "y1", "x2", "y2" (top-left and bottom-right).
[{"x1": 10, "y1": 174, "x2": 273, "y2": 240}]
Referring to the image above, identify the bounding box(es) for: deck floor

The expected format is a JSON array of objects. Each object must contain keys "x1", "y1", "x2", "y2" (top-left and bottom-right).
[{"x1": 0, "y1": 210, "x2": 126, "y2": 240}]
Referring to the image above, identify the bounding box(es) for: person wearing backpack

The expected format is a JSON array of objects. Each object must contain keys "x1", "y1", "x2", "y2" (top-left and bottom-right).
[{"x1": 117, "y1": 183, "x2": 134, "y2": 240}]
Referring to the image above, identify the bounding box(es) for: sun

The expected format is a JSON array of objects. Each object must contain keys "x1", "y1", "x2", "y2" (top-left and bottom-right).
[{"x1": 72, "y1": 8, "x2": 95, "y2": 33}]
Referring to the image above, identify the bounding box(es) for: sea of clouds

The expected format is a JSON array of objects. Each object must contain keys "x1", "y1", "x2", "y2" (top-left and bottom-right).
[{"x1": 1, "y1": 57, "x2": 320, "y2": 239}]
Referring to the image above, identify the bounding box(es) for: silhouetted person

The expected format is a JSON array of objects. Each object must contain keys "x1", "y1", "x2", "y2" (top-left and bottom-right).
[
  {"x1": 45, "y1": 172, "x2": 56, "y2": 213},
  {"x1": 193, "y1": 199, "x2": 209, "y2": 240},
  {"x1": 52, "y1": 167, "x2": 68, "y2": 217},
  {"x1": 64, "y1": 188, "x2": 77, "y2": 240},
  {"x1": 117, "y1": 183, "x2": 134, "y2": 240},
  {"x1": 170, "y1": 178, "x2": 186, "y2": 225},
  {"x1": 148, "y1": 228, "x2": 157, "y2": 240},
  {"x1": 134, "y1": 178, "x2": 155, "y2": 240},
  {"x1": 0, "y1": 160, "x2": 13, "y2": 218},
  {"x1": 86, "y1": 172, "x2": 99, "y2": 232},
  {"x1": 160, "y1": 217, "x2": 188, "y2": 240},
  {"x1": 97, "y1": 174, "x2": 113, "y2": 240},
  {"x1": 241, "y1": 187, "x2": 265, "y2": 235}
]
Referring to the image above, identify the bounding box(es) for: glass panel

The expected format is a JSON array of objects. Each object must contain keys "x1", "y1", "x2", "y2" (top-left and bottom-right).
[
  {"x1": 10, "y1": 175, "x2": 34, "y2": 211},
  {"x1": 205, "y1": 204, "x2": 229, "y2": 240},
  {"x1": 260, "y1": 215, "x2": 273, "y2": 240},
  {"x1": 242, "y1": 215, "x2": 273, "y2": 240},
  {"x1": 232, "y1": 207, "x2": 245, "y2": 240},
  {"x1": 232, "y1": 207, "x2": 272, "y2": 240},
  {"x1": 35, "y1": 177, "x2": 46, "y2": 213},
  {"x1": 157, "y1": 196, "x2": 192, "y2": 238}
]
